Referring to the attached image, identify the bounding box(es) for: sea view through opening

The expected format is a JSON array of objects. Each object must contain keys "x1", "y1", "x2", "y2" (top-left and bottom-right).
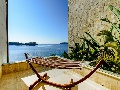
[{"x1": 9, "y1": 44, "x2": 68, "y2": 62}]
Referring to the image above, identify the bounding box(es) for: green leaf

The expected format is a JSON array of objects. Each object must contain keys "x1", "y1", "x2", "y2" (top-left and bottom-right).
[
  {"x1": 85, "y1": 32, "x2": 100, "y2": 47},
  {"x1": 97, "y1": 30, "x2": 111, "y2": 36},
  {"x1": 100, "y1": 18, "x2": 111, "y2": 23},
  {"x1": 108, "y1": 5, "x2": 120, "y2": 21},
  {"x1": 80, "y1": 38, "x2": 97, "y2": 50}
]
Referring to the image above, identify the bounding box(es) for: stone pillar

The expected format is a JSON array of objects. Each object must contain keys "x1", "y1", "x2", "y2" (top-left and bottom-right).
[{"x1": 0, "y1": 0, "x2": 8, "y2": 78}]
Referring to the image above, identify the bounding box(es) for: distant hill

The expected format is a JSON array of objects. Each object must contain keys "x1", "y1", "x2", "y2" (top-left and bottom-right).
[
  {"x1": 9, "y1": 42, "x2": 38, "y2": 46},
  {"x1": 60, "y1": 42, "x2": 68, "y2": 44}
]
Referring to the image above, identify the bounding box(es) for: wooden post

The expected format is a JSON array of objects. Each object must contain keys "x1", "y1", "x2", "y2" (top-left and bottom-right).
[{"x1": 70, "y1": 79, "x2": 73, "y2": 84}]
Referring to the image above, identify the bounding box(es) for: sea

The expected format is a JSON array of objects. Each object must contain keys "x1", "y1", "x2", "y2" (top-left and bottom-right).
[{"x1": 9, "y1": 44, "x2": 68, "y2": 62}]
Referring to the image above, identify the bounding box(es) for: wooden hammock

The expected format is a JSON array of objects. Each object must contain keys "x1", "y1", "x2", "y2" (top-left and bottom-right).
[{"x1": 24, "y1": 53, "x2": 105, "y2": 90}]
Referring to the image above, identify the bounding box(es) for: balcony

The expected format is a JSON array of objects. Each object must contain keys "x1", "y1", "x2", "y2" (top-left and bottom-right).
[{"x1": 0, "y1": 59, "x2": 119, "y2": 90}]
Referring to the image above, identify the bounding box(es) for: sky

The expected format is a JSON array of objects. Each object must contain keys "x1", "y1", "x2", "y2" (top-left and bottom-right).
[{"x1": 8, "y1": 0, "x2": 68, "y2": 44}]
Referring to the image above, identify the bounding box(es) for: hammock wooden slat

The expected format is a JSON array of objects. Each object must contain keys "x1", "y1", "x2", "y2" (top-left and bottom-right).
[
  {"x1": 25, "y1": 53, "x2": 82, "y2": 69},
  {"x1": 24, "y1": 53, "x2": 105, "y2": 90}
]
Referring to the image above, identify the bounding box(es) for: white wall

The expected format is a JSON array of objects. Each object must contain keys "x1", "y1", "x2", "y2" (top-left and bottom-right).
[{"x1": 0, "y1": 0, "x2": 7, "y2": 78}]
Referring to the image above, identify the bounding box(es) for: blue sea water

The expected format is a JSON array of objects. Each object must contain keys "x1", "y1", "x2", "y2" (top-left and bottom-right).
[{"x1": 9, "y1": 44, "x2": 68, "y2": 62}]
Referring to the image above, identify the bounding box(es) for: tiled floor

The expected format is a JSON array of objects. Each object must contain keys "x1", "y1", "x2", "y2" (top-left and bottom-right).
[
  {"x1": 0, "y1": 67, "x2": 51, "y2": 90},
  {"x1": 0, "y1": 67, "x2": 110, "y2": 90}
]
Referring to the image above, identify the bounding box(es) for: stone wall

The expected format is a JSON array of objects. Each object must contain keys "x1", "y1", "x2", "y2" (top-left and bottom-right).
[
  {"x1": 2, "y1": 61, "x2": 42, "y2": 75},
  {"x1": 68, "y1": 0, "x2": 120, "y2": 52},
  {"x1": 0, "y1": 0, "x2": 7, "y2": 78}
]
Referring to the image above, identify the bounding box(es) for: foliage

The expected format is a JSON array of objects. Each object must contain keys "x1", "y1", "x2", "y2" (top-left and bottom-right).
[
  {"x1": 50, "y1": 54, "x2": 56, "y2": 56},
  {"x1": 94, "y1": 5, "x2": 120, "y2": 74},
  {"x1": 62, "y1": 43, "x2": 84, "y2": 60},
  {"x1": 62, "y1": 32, "x2": 100, "y2": 61},
  {"x1": 62, "y1": 5, "x2": 120, "y2": 74},
  {"x1": 80, "y1": 32, "x2": 100, "y2": 61}
]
